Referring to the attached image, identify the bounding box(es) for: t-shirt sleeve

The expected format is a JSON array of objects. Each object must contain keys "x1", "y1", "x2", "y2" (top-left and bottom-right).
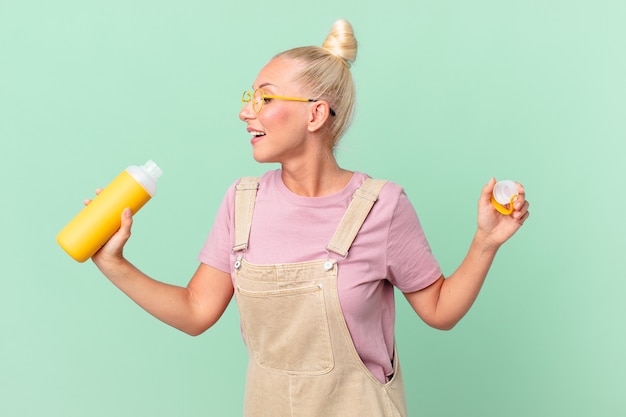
[
  {"x1": 197, "y1": 183, "x2": 236, "y2": 274},
  {"x1": 386, "y1": 190, "x2": 442, "y2": 293}
]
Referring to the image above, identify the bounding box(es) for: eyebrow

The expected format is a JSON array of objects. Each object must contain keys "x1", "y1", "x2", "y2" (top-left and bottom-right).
[{"x1": 255, "y1": 82, "x2": 276, "y2": 90}]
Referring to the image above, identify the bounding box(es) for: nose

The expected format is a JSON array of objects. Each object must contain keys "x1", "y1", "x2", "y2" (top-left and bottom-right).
[{"x1": 239, "y1": 101, "x2": 256, "y2": 122}]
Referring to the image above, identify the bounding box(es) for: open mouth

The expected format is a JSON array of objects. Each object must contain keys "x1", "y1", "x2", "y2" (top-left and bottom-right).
[{"x1": 250, "y1": 130, "x2": 266, "y2": 144}]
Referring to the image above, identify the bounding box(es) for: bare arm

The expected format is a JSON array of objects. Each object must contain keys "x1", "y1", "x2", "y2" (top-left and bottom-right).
[
  {"x1": 92, "y1": 208, "x2": 233, "y2": 336},
  {"x1": 405, "y1": 178, "x2": 530, "y2": 330}
]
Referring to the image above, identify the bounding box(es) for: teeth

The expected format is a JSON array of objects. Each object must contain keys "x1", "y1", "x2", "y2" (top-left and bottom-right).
[{"x1": 251, "y1": 131, "x2": 265, "y2": 136}]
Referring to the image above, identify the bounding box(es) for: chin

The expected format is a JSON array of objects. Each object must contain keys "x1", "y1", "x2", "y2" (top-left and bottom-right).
[{"x1": 251, "y1": 150, "x2": 278, "y2": 164}]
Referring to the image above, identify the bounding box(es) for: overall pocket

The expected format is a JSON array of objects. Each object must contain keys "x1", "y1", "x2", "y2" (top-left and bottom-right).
[{"x1": 236, "y1": 284, "x2": 334, "y2": 375}]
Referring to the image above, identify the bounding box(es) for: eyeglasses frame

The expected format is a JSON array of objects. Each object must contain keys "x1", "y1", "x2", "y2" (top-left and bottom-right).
[{"x1": 242, "y1": 88, "x2": 336, "y2": 116}]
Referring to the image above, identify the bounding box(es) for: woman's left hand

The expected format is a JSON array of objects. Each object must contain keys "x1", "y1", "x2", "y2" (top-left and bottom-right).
[{"x1": 477, "y1": 178, "x2": 530, "y2": 248}]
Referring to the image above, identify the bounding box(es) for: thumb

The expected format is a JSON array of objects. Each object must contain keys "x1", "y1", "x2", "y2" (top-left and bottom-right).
[
  {"x1": 480, "y1": 178, "x2": 496, "y2": 204},
  {"x1": 118, "y1": 208, "x2": 134, "y2": 238},
  {"x1": 91, "y1": 208, "x2": 134, "y2": 262}
]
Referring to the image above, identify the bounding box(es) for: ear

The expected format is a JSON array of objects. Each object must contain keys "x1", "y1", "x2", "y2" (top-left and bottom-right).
[{"x1": 307, "y1": 101, "x2": 332, "y2": 133}]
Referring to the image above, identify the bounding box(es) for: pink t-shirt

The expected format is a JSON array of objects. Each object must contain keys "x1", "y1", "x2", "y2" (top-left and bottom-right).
[{"x1": 198, "y1": 170, "x2": 442, "y2": 383}]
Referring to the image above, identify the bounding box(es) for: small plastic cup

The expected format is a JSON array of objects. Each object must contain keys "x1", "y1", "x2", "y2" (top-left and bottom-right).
[{"x1": 491, "y1": 180, "x2": 518, "y2": 215}]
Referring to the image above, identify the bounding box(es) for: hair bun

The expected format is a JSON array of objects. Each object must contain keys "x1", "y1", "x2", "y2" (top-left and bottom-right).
[{"x1": 322, "y1": 20, "x2": 357, "y2": 67}]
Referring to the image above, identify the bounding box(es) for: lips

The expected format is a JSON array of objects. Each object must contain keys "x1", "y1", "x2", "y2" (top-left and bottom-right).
[{"x1": 248, "y1": 128, "x2": 266, "y2": 145}]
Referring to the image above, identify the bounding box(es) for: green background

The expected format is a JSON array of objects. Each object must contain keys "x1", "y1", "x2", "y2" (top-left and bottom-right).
[{"x1": 1, "y1": 0, "x2": 624, "y2": 416}]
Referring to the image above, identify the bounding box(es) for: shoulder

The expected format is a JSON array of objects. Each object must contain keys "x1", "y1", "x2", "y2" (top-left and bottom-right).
[
  {"x1": 352, "y1": 174, "x2": 417, "y2": 234},
  {"x1": 215, "y1": 170, "x2": 279, "y2": 214},
  {"x1": 356, "y1": 173, "x2": 406, "y2": 207},
  {"x1": 227, "y1": 170, "x2": 279, "y2": 193},
  {"x1": 235, "y1": 170, "x2": 279, "y2": 189}
]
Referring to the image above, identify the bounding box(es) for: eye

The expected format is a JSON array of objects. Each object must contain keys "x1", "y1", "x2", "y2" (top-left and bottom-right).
[{"x1": 263, "y1": 97, "x2": 273, "y2": 104}]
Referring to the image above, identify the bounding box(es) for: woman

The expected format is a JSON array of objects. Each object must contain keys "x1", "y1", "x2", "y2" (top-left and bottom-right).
[{"x1": 91, "y1": 20, "x2": 529, "y2": 417}]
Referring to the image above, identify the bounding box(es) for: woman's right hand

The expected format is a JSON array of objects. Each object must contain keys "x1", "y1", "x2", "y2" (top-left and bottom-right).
[
  {"x1": 83, "y1": 192, "x2": 234, "y2": 336},
  {"x1": 85, "y1": 189, "x2": 134, "y2": 264}
]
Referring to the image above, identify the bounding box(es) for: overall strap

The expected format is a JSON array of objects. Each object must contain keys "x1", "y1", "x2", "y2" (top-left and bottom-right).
[
  {"x1": 232, "y1": 177, "x2": 260, "y2": 253},
  {"x1": 326, "y1": 178, "x2": 388, "y2": 258}
]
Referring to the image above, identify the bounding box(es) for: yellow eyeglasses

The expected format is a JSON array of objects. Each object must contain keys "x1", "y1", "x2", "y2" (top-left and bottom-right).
[{"x1": 242, "y1": 88, "x2": 336, "y2": 116}]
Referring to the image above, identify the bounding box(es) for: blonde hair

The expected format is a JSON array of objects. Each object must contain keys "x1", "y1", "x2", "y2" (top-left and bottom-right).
[{"x1": 274, "y1": 19, "x2": 357, "y2": 146}]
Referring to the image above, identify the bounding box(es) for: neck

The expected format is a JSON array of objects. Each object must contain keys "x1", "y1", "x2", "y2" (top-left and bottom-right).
[{"x1": 280, "y1": 153, "x2": 353, "y2": 197}]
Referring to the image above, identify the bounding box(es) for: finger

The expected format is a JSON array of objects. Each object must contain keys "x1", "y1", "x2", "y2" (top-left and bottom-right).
[
  {"x1": 512, "y1": 200, "x2": 530, "y2": 222},
  {"x1": 117, "y1": 208, "x2": 133, "y2": 238},
  {"x1": 480, "y1": 178, "x2": 497, "y2": 203},
  {"x1": 513, "y1": 183, "x2": 526, "y2": 209},
  {"x1": 85, "y1": 188, "x2": 104, "y2": 206},
  {"x1": 515, "y1": 209, "x2": 530, "y2": 225}
]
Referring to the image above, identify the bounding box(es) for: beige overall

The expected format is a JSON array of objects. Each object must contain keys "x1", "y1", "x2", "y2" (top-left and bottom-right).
[{"x1": 232, "y1": 178, "x2": 408, "y2": 417}]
